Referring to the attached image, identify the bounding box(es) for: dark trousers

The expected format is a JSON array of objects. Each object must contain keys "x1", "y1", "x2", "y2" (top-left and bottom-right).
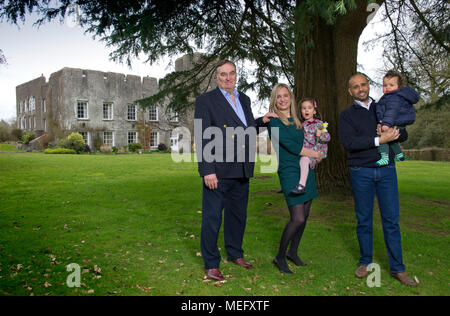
[{"x1": 201, "y1": 178, "x2": 250, "y2": 269}]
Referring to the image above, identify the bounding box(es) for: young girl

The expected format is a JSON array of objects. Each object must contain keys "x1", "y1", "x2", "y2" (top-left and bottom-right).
[{"x1": 291, "y1": 98, "x2": 331, "y2": 195}]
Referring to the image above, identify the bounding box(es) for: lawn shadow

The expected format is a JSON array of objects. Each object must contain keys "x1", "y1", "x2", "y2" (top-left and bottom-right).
[{"x1": 310, "y1": 194, "x2": 362, "y2": 265}]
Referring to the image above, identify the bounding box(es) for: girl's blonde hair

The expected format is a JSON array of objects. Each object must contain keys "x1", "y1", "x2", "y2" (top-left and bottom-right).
[{"x1": 269, "y1": 83, "x2": 302, "y2": 129}]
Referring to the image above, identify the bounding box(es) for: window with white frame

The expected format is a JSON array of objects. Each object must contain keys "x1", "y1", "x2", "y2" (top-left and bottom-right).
[
  {"x1": 77, "y1": 100, "x2": 88, "y2": 119},
  {"x1": 103, "y1": 102, "x2": 113, "y2": 120},
  {"x1": 169, "y1": 108, "x2": 179, "y2": 122},
  {"x1": 148, "y1": 106, "x2": 158, "y2": 121},
  {"x1": 128, "y1": 131, "x2": 138, "y2": 144},
  {"x1": 103, "y1": 131, "x2": 113, "y2": 146},
  {"x1": 79, "y1": 131, "x2": 88, "y2": 145},
  {"x1": 150, "y1": 131, "x2": 159, "y2": 148},
  {"x1": 29, "y1": 96, "x2": 35, "y2": 111},
  {"x1": 43, "y1": 99, "x2": 46, "y2": 113},
  {"x1": 127, "y1": 104, "x2": 137, "y2": 121}
]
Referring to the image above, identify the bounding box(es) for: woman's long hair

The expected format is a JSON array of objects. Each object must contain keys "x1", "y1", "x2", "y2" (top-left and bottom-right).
[{"x1": 269, "y1": 83, "x2": 302, "y2": 129}]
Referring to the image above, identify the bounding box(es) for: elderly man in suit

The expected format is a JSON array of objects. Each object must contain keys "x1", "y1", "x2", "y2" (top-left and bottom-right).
[{"x1": 194, "y1": 60, "x2": 272, "y2": 281}]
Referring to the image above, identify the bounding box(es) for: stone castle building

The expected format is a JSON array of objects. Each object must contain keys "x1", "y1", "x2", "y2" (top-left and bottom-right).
[{"x1": 15, "y1": 54, "x2": 203, "y2": 151}]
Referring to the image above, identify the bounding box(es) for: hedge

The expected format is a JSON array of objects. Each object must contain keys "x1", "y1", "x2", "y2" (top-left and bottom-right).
[{"x1": 44, "y1": 148, "x2": 77, "y2": 154}]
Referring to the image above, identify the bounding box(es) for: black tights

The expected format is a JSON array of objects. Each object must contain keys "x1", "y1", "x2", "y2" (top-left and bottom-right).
[{"x1": 276, "y1": 200, "x2": 312, "y2": 261}]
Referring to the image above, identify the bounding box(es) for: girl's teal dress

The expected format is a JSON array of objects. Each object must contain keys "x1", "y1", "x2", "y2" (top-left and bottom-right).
[{"x1": 268, "y1": 117, "x2": 318, "y2": 206}]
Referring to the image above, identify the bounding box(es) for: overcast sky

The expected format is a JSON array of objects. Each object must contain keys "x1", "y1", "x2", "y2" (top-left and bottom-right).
[{"x1": 0, "y1": 6, "x2": 387, "y2": 122}]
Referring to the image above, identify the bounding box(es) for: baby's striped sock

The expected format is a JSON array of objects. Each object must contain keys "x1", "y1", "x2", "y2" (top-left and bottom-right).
[
  {"x1": 375, "y1": 153, "x2": 389, "y2": 167},
  {"x1": 395, "y1": 153, "x2": 405, "y2": 161}
]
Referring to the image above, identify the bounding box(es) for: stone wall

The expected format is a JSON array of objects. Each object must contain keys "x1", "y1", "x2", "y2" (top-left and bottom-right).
[
  {"x1": 16, "y1": 75, "x2": 47, "y2": 135},
  {"x1": 16, "y1": 64, "x2": 196, "y2": 150}
]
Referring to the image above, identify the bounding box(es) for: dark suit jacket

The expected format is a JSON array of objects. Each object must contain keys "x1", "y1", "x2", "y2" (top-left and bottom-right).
[{"x1": 194, "y1": 87, "x2": 265, "y2": 179}]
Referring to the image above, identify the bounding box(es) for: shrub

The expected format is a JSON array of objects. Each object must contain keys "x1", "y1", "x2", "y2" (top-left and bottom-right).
[
  {"x1": 61, "y1": 132, "x2": 85, "y2": 154},
  {"x1": 21, "y1": 131, "x2": 35, "y2": 145},
  {"x1": 99, "y1": 145, "x2": 112, "y2": 154},
  {"x1": 47, "y1": 141, "x2": 59, "y2": 149},
  {"x1": 403, "y1": 104, "x2": 450, "y2": 149},
  {"x1": 0, "y1": 124, "x2": 8, "y2": 142},
  {"x1": 11, "y1": 128, "x2": 23, "y2": 141},
  {"x1": 44, "y1": 148, "x2": 76, "y2": 154},
  {"x1": 158, "y1": 143, "x2": 168, "y2": 151},
  {"x1": 111, "y1": 146, "x2": 118, "y2": 154},
  {"x1": 128, "y1": 142, "x2": 142, "y2": 152},
  {"x1": 119, "y1": 146, "x2": 129, "y2": 154}
]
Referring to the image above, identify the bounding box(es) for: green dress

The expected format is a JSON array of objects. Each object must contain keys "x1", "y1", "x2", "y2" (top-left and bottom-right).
[{"x1": 268, "y1": 117, "x2": 318, "y2": 206}]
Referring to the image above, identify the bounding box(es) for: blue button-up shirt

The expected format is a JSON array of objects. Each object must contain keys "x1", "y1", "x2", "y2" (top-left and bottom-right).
[{"x1": 219, "y1": 88, "x2": 248, "y2": 127}]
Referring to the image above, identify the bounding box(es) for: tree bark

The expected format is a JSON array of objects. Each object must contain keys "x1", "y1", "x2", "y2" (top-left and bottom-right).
[{"x1": 294, "y1": 0, "x2": 384, "y2": 194}]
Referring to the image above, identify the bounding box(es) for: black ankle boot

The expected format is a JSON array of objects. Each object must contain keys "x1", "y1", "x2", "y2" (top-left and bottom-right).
[
  {"x1": 286, "y1": 254, "x2": 307, "y2": 266},
  {"x1": 273, "y1": 256, "x2": 293, "y2": 274}
]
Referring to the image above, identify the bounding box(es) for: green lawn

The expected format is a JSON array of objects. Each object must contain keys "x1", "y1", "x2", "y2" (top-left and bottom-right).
[
  {"x1": 0, "y1": 144, "x2": 23, "y2": 153},
  {"x1": 0, "y1": 153, "x2": 448, "y2": 296}
]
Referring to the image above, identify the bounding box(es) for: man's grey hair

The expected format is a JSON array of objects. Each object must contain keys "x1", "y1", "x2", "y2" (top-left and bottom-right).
[{"x1": 215, "y1": 60, "x2": 236, "y2": 74}]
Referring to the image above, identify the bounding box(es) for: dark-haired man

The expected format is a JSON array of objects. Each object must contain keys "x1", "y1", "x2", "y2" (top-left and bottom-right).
[{"x1": 339, "y1": 73, "x2": 417, "y2": 287}]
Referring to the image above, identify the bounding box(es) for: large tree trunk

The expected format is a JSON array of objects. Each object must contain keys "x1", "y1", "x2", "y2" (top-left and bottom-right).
[{"x1": 294, "y1": 0, "x2": 384, "y2": 194}]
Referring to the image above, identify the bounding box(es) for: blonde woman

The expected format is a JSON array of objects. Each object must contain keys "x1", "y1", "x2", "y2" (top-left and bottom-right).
[{"x1": 267, "y1": 83, "x2": 323, "y2": 274}]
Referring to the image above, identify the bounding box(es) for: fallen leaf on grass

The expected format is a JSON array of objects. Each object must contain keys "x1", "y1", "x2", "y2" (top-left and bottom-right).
[
  {"x1": 136, "y1": 284, "x2": 152, "y2": 292},
  {"x1": 93, "y1": 265, "x2": 102, "y2": 274}
]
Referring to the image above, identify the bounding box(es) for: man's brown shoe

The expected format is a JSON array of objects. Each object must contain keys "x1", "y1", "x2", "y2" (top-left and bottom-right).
[
  {"x1": 391, "y1": 272, "x2": 418, "y2": 287},
  {"x1": 232, "y1": 258, "x2": 253, "y2": 269},
  {"x1": 355, "y1": 265, "x2": 368, "y2": 278},
  {"x1": 205, "y1": 268, "x2": 224, "y2": 281}
]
